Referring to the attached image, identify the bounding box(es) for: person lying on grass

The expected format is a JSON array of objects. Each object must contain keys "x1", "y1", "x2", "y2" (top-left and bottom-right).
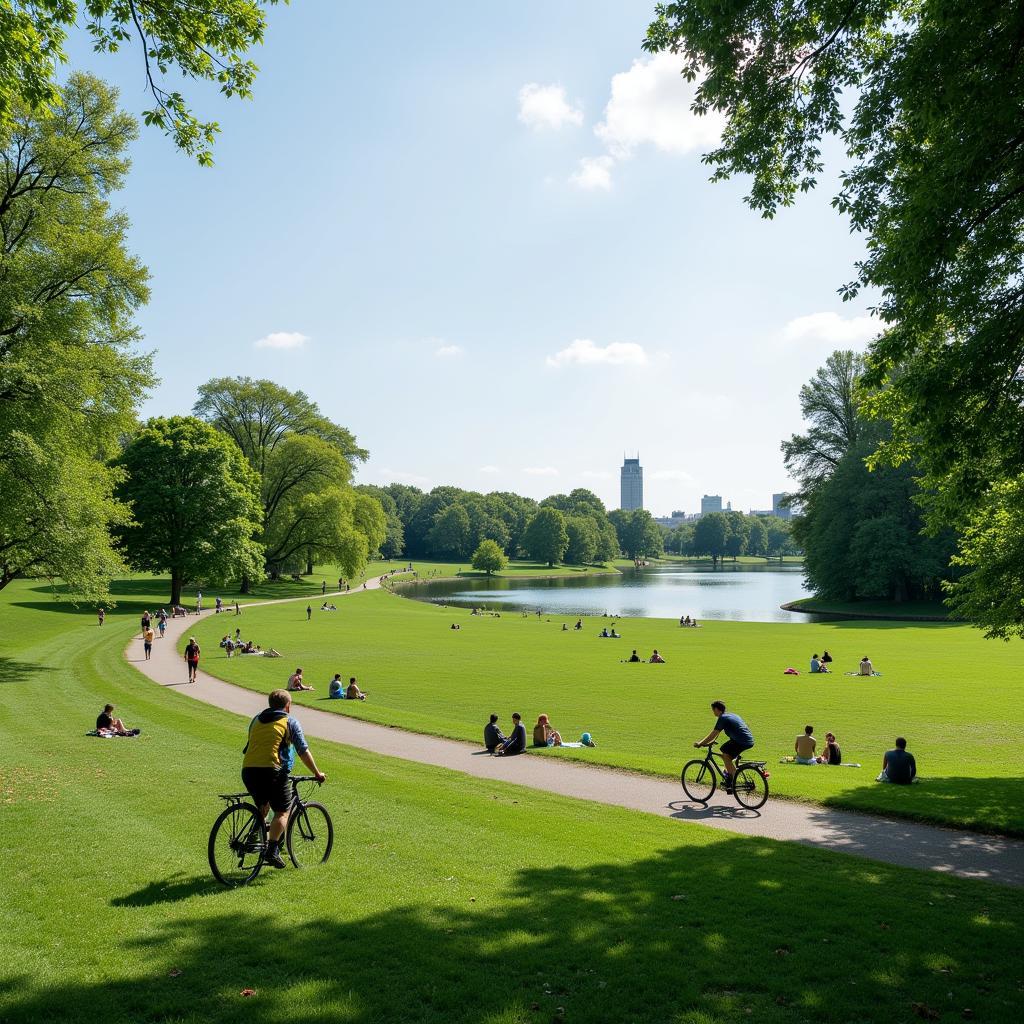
[
  {"x1": 495, "y1": 712, "x2": 526, "y2": 756},
  {"x1": 484, "y1": 713, "x2": 506, "y2": 752},
  {"x1": 694, "y1": 700, "x2": 754, "y2": 791},
  {"x1": 96, "y1": 704, "x2": 139, "y2": 737},
  {"x1": 287, "y1": 668, "x2": 313, "y2": 692},
  {"x1": 533, "y1": 714, "x2": 562, "y2": 747},
  {"x1": 241, "y1": 689, "x2": 325, "y2": 870}
]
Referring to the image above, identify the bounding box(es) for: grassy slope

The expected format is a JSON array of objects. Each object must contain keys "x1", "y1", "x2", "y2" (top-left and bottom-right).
[
  {"x1": 1, "y1": 576, "x2": 1022, "y2": 1024},
  {"x1": 189, "y1": 589, "x2": 1024, "y2": 834}
]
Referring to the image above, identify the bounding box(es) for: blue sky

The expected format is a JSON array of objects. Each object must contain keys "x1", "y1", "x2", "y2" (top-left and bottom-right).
[{"x1": 68, "y1": 0, "x2": 877, "y2": 515}]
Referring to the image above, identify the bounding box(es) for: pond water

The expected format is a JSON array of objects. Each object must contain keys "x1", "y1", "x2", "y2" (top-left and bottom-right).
[{"x1": 404, "y1": 563, "x2": 818, "y2": 623}]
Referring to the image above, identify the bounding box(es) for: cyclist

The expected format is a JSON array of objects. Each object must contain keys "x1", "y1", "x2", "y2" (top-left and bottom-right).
[
  {"x1": 241, "y1": 689, "x2": 326, "y2": 869},
  {"x1": 694, "y1": 700, "x2": 754, "y2": 791}
]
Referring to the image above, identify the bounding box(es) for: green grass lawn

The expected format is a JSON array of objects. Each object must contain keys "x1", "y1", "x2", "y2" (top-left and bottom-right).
[
  {"x1": 1, "y1": 575, "x2": 1022, "y2": 1023},
  {"x1": 188, "y1": 588, "x2": 1024, "y2": 834}
]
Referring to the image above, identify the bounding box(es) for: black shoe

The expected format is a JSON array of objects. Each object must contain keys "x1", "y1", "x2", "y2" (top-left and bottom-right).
[{"x1": 264, "y1": 849, "x2": 287, "y2": 869}]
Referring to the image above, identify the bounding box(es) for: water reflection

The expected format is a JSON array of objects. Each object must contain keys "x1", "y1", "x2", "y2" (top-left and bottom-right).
[{"x1": 404, "y1": 563, "x2": 817, "y2": 623}]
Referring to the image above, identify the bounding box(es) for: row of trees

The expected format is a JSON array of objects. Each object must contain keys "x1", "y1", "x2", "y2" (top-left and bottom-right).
[{"x1": 664, "y1": 514, "x2": 797, "y2": 566}]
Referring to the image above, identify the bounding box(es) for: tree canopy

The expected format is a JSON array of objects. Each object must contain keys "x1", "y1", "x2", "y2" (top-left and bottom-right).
[
  {"x1": 609, "y1": 509, "x2": 663, "y2": 560},
  {"x1": 471, "y1": 539, "x2": 507, "y2": 576},
  {"x1": 113, "y1": 417, "x2": 264, "y2": 605},
  {"x1": 0, "y1": 0, "x2": 286, "y2": 163},
  {"x1": 522, "y1": 507, "x2": 569, "y2": 567},
  {"x1": 0, "y1": 74, "x2": 150, "y2": 600}
]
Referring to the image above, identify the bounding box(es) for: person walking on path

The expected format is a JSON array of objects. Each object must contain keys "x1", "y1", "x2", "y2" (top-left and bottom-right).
[
  {"x1": 143, "y1": 625, "x2": 155, "y2": 661},
  {"x1": 241, "y1": 689, "x2": 326, "y2": 869},
  {"x1": 184, "y1": 637, "x2": 201, "y2": 683},
  {"x1": 321, "y1": 580, "x2": 327, "y2": 595},
  {"x1": 306, "y1": 604, "x2": 312, "y2": 621},
  {"x1": 196, "y1": 591, "x2": 203, "y2": 613}
]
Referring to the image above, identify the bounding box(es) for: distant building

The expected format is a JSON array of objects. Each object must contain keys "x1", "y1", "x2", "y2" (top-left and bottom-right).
[
  {"x1": 700, "y1": 494, "x2": 723, "y2": 516},
  {"x1": 654, "y1": 511, "x2": 688, "y2": 529},
  {"x1": 772, "y1": 492, "x2": 793, "y2": 520},
  {"x1": 620, "y1": 456, "x2": 643, "y2": 511}
]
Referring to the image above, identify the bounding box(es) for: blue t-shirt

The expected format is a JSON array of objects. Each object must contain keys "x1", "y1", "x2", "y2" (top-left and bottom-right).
[
  {"x1": 716, "y1": 712, "x2": 754, "y2": 747},
  {"x1": 884, "y1": 748, "x2": 916, "y2": 784}
]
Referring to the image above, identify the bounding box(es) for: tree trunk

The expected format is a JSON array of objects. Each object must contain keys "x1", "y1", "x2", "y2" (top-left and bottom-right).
[
  {"x1": 305, "y1": 557, "x2": 313, "y2": 575},
  {"x1": 170, "y1": 575, "x2": 182, "y2": 607}
]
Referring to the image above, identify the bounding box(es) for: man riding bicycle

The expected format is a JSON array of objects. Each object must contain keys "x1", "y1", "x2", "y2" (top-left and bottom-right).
[
  {"x1": 694, "y1": 700, "x2": 754, "y2": 791},
  {"x1": 242, "y1": 689, "x2": 325, "y2": 869}
]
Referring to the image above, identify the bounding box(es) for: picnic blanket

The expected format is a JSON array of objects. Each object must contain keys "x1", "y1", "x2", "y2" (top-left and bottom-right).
[
  {"x1": 844, "y1": 671, "x2": 883, "y2": 677},
  {"x1": 86, "y1": 730, "x2": 139, "y2": 739},
  {"x1": 778, "y1": 756, "x2": 860, "y2": 767}
]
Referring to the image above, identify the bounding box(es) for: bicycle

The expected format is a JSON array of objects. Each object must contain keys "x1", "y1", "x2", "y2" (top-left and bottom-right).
[
  {"x1": 680, "y1": 742, "x2": 770, "y2": 810},
  {"x1": 208, "y1": 775, "x2": 334, "y2": 886}
]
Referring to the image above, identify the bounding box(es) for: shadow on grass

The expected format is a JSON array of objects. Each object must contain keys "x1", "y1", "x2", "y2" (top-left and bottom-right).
[
  {"x1": 822, "y1": 775, "x2": 1024, "y2": 840},
  {"x1": 111, "y1": 872, "x2": 223, "y2": 908},
  {"x1": 0, "y1": 657, "x2": 48, "y2": 685},
  {"x1": 10, "y1": 838, "x2": 1023, "y2": 1024}
]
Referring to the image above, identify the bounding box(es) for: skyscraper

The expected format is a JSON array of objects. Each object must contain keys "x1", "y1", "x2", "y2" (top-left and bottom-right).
[
  {"x1": 620, "y1": 456, "x2": 643, "y2": 510},
  {"x1": 700, "y1": 494, "x2": 723, "y2": 516}
]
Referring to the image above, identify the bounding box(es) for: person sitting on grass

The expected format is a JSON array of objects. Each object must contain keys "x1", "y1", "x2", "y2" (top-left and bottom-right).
[
  {"x1": 610, "y1": 628, "x2": 621, "y2": 638},
  {"x1": 818, "y1": 731, "x2": 842, "y2": 765},
  {"x1": 328, "y1": 674, "x2": 345, "y2": 699},
  {"x1": 574, "y1": 619, "x2": 583, "y2": 631},
  {"x1": 484, "y1": 713, "x2": 506, "y2": 753},
  {"x1": 600, "y1": 627, "x2": 610, "y2": 637},
  {"x1": 450, "y1": 622, "x2": 461, "y2": 630},
  {"x1": 533, "y1": 714, "x2": 562, "y2": 747},
  {"x1": 495, "y1": 712, "x2": 526, "y2": 756},
  {"x1": 821, "y1": 650, "x2": 833, "y2": 670},
  {"x1": 561, "y1": 623, "x2": 568, "y2": 631},
  {"x1": 810, "y1": 653, "x2": 823, "y2": 674},
  {"x1": 859, "y1": 655, "x2": 874, "y2": 676},
  {"x1": 649, "y1": 649, "x2": 665, "y2": 664},
  {"x1": 346, "y1": 677, "x2": 367, "y2": 701},
  {"x1": 96, "y1": 704, "x2": 139, "y2": 737},
  {"x1": 878, "y1": 737, "x2": 916, "y2": 784},
  {"x1": 628, "y1": 649, "x2": 641, "y2": 663},
  {"x1": 287, "y1": 668, "x2": 313, "y2": 692},
  {"x1": 794, "y1": 724, "x2": 817, "y2": 764}
]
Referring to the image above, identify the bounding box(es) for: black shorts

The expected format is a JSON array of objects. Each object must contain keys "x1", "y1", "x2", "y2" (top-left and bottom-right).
[
  {"x1": 721, "y1": 739, "x2": 752, "y2": 759},
  {"x1": 241, "y1": 767, "x2": 291, "y2": 813}
]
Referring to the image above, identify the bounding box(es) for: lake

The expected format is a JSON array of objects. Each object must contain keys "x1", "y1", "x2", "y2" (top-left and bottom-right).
[{"x1": 403, "y1": 563, "x2": 817, "y2": 623}]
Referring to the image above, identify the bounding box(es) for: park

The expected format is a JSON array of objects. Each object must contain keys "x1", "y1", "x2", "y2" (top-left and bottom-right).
[{"x1": 2, "y1": 2, "x2": 1024, "y2": 1023}]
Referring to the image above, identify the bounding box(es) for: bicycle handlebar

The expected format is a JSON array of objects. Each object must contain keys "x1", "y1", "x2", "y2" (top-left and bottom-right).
[{"x1": 291, "y1": 775, "x2": 324, "y2": 784}]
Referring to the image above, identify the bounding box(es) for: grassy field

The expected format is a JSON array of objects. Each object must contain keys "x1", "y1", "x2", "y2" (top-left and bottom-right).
[
  {"x1": 187, "y1": 587, "x2": 1024, "y2": 834},
  {"x1": 2, "y1": 575, "x2": 1023, "y2": 1023}
]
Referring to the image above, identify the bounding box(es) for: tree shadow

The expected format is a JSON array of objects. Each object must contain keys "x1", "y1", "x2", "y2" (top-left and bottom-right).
[
  {"x1": 7, "y1": 837, "x2": 1021, "y2": 1023},
  {"x1": 0, "y1": 657, "x2": 48, "y2": 685}
]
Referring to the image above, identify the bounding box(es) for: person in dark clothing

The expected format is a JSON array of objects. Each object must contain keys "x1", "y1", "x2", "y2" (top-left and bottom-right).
[
  {"x1": 879, "y1": 737, "x2": 916, "y2": 784},
  {"x1": 484, "y1": 713, "x2": 506, "y2": 753},
  {"x1": 819, "y1": 732, "x2": 842, "y2": 765},
  {"x1": 628, "y1": 650, "x2": 641, "y2": 663},
  {"x1": 694, "y1": 700, "x2": 754, "y2": 789},
  {"x1": 495, "y1": 713, "x2": 526, "y2": 756}
]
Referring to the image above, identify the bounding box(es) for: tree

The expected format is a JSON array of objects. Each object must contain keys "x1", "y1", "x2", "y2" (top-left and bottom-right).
[
  {"x1": 0, "y1": 0, "x2": 289, "y2": 163},
  {"x1": 428, "y1": 504, "x2": 472, "y2": 560},
  {"x1": 724, "y1": 512, "x2": 748, "y2": 561},
  {"x1": 471, "y1": 539, "x2": 507, "y2": 576},
  {"x1": 646, "y1": 1, "x2": 1024, "y2": 622},
  {"x1": 692, "y1": 513, "x2": 728, "y2": 567},
  {"x1": 764, "y1": 517, "x2": 795, "y2": 561},
  {"x1": 781, "y1": 351, "x2": 865, "y2": 501},
  {"x1": 746, "y1": 518, "x2": 768, "y2": 559},
  {"x1": 194, "y1": 378, "x2": 375, "y2": 578},
  {"x1": 564, "y1": 516, "x2": 599, "y2": 566},
  {"x1": 609, "y1": 509, "x2": 663, "y2": 560},
  {"x1": 522, "y1": 507, "x2": 569, "y2": 567},
  {"x1": 113, "y1": 417, "x2": 264, "y2": 605},
  {"x1": 0, "y1": 74, "x2": 150, "y2": 600},
  {"x1": 356, "y1": 485, "x2": 405, "y2": 558},
  {"x1": 542, "y1": 488, "x2": 617, "y2": 561}
]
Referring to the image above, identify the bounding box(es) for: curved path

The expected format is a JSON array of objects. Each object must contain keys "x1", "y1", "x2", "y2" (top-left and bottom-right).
[{"x1": 128, "y1": 579, "x2": 1024, "y2": 888}]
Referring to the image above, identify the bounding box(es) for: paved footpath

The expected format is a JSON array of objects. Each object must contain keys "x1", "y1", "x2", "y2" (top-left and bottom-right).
[{"x1": 129, "y1": 578, "x2": 1024, "y2": 888}]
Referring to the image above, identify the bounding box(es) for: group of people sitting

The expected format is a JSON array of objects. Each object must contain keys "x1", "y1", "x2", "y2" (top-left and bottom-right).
[
  {"x1": 785, "y1": 725, "x2": 917, "y2": 782},
  {"x1": 93, "y1": 704, "x2": 140, "y2": 737},
  {"x1": 625, "y1": 648, "x2": 665, "y2": 663},
  {"x1": 678, "y1": 615, "x2": 700, "y2": 627},
  {"x1": 808, "y1": 652, "x2": 878, "y2": 675},
  {"x1": 791, "y1": 724, "x2": 843, "y2": 764},
  {"x1": 220, "y1": 632, "x2": 280, "y2": 657},
  {"x1": 598, "y1": 625, "x2": 621, "y2": 638},
  {"x1": 328, "y1": 674, "x2": 367, "y2": 700},
  {"x1": 484, "y1": 713, "x2": 596, "y2": 755}
]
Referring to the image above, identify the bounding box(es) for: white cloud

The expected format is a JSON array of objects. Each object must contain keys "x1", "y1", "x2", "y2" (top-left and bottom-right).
[
  {"x1": 254, "y1": 331, "x2": 309, "y2": 350},
  {"x1": 518, "y1": 83, "x2": 583, "y2": 130},
  {"x1": 523, "y1": 466, "x2": 559, "y2": 477},
  {"x1": 650, "y1": 469, "x2": 694, "y2": 482},
  {"x1": 479, "y1": 465, "x2": 500, "y2": 475},
  {"x1": 434, "y1": 343, "x2": 464, "y2": 358},
  {"x1": 569, "y1": 155, "x2": 614, "y2": 191},
  {"x1": 781, "y1": 312, "x2": 881, "y2": 348},
  {"x1": 581, "y1": 470, "x2": 613, "y2": 481},
  {"x1": 570, "y1": 52, "x2": 723, "y2": 190},
  {"x1": 546, "y1": 338, "x2": 649, "y2": 369}
]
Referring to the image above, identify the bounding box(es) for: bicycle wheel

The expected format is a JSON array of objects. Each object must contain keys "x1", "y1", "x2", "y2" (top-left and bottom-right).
[
  {"x1": 732, "y1": 766, "x2": 769, "y2": 810},
  {"x1": 209, "y1": 803, "x2": 266, "y2": 886},
  {"x1": 681, "y1": 759, "x2": 717, "y2": 803},
  {"x1": 286, "y1": 802, "x2": 334, "y2": 868}
]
